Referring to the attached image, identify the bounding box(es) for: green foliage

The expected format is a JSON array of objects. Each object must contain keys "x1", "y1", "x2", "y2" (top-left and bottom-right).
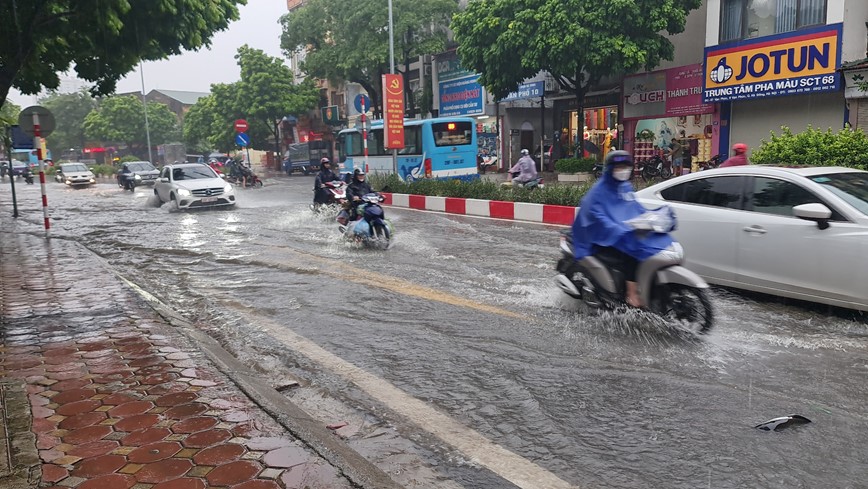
[
  {"x1": 555, "y1": 157, "x2": 597, "y2": 173},
  {"x1": 752, "y1": 126, "x2": 868, "y2": 170},
  {"x1": 39, "y1": 90, "x2": 98, "y2": 157},
  {"x1": 84, "y1": 96, "x2": 179, "y2": 151},
  {"x1": 118, "y1": 155, "x2": 140, "y2": 163},
  {"x1": 183, "y1": 46, "x2": 319, "y2": 153},
  {"x1": 369, "y1": 174, "x2": 590, "y2": 206},
  {"x1": 452, "y1": 0, "x2": 701, "y2": 100},
  {"x1": 0, "y1": 0, "x2": 245, "y2": 109},
  {"x1": 280, "y1": 0, "x2": 455, "y2": 116},
  {"x1": 89, "y1": 164, "x2": 116, "y2": 177}
]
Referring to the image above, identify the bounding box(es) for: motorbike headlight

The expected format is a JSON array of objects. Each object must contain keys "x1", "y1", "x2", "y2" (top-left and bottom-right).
[
  {"x1": 177, "y1": 188, "x2": 192, "y2": 197},
  {"x1": 224, "y1": 184, "x2": 233, "y2": 192}
]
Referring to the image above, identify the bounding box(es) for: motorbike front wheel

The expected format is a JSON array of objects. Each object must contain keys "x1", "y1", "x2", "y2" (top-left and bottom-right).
[
  {"x1": 371, "y1": 223, "x2": 391, "y2": 250},
  {"x1": 652, "y1": 284, "x2": 714, "y2": 334}
]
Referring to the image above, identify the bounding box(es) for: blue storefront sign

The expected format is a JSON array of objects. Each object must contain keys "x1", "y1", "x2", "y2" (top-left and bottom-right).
[
  {"x1": 502, "y1": 81, "x2": 545, "y2": 101},
  {"x1": 439, "y1": 75, "x2": 485, "y2": 117}
]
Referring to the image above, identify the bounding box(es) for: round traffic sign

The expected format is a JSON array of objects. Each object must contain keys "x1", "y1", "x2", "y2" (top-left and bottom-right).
[
  {"x1": 234, "y1": 119, "x2": 249, "y2": 132},
  {"x1": 235, "y1": 132, "x2": 251, "y2": 147},
  {"x1": 354, "y1": 94, "x2": 371, "y2": 114},
  {"x1": 18, "y1": 106, "x2": 56, "y2": 137}
]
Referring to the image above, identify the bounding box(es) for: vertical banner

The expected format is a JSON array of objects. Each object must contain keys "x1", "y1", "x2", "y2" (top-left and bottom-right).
[{"x1": 383, "y1": 74, "x2": 405, "y2": 149}]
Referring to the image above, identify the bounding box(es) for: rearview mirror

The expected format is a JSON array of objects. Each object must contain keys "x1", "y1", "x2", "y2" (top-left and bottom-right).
[
  {"x1": 793, "y1": 203, "x2": 832, "y2": 230},
  {"x1": 160, "y1": 177, "x2": 169, "y2": 183}
]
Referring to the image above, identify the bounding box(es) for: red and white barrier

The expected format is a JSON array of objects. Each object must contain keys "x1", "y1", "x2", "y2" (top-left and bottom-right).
[{"x1": 381, "y1": 193, "x2": 578, "y2": 226}]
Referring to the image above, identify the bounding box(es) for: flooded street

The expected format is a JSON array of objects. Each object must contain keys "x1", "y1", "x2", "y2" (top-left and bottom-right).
[{"x1": 3, "y1": 175, "x2": 867, "y2": 488}]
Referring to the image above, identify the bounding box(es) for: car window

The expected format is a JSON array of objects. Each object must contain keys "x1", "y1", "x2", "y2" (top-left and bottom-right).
[
  {"x1": 748, "y1": 177, "x2": 846, "y2": 221},
  {"x1": 811, "y1": 172, "x2": 868, "y2": 217},
  {"x1": 161, "y1": 167, "x2": 171, "y2": 179},
  {"x1": 659, "y1": 176, "x2": 744, "y2": 210},
  {"x1": 172, "y1": 166, "x2": 216, "y2": 180},
  {"x1": 62, "y1": 164, "x2": 88, "y2": 172}
]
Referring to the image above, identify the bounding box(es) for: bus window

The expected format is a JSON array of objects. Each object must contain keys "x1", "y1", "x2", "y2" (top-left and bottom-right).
[
  {"x1": 369, "y1": 129, "x2": 386, "y2": 156},
  {"x1": 398, "y1": 126, "x2": 422, "y2": 155},
  {"x1": 432, "y1": 121, "x2": 473, "y2": 147},
  {"x1": 341, "y1": 132, "x2": 363, "y2": 158}
]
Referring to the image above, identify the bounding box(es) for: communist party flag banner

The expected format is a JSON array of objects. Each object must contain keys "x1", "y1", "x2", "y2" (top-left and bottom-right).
[{"x1": 383, "y1": 74, "x2": 405, "y2": 149}]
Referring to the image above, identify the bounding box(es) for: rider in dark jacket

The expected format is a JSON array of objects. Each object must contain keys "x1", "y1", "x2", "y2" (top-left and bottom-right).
[
  {"x1": 313, "y1": 158, "x2": 340, "y2": 204},
  {"x1": 338, "y1": 169, "x2": 375, "y2": 223}
]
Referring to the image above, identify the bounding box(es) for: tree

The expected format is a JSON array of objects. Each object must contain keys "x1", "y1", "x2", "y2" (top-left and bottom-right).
[
  {"x1": 452, "y1": 0, "x2": 701, "y2": 155},
  {"x1": 183, "y1": 46, "x2": 319, "y2": 156},
  {"x1": 0, "y1": 0, "x2": 245, "y2": 111},
  {"x1": 1, "y1": 100, "x2": 21, "y2": 158},
  {"x1": 280, "y1": 0, "x2": 454, "y2": 118},
  {"x1": 39, "y1": 90, "x2": 98, "y2": 157},
  {"x1": 83, "y1": 96, "x2": 179, "y2": 157}
]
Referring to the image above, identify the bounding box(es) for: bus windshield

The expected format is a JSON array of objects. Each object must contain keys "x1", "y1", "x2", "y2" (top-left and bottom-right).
[{"x1": 432, "y1": 121, "x2": 473, "y2": 146}]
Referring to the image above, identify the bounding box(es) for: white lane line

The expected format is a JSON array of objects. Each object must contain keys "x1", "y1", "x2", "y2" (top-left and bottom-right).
[{"x1": 247, "y1": 312, "x2": 578, "y2": 489}]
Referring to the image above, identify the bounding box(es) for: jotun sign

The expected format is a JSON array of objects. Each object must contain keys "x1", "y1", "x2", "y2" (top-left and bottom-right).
[{"x1": 703, "y1": 24, "x2": 841, "y2": 103}]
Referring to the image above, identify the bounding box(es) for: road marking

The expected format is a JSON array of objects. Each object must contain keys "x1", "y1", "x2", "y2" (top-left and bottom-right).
[
  {"x1": 259, "y1": 247, "x2": 529, "y2": 320},
  {"x1": 237, "y1": 310, "x2": 578, "y2": 489}
]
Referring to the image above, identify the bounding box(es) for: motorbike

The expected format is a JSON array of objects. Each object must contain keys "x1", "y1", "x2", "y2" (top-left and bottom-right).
[
  {"x1": 698, "y1": 154, "x2": 724, "y2": 171},
  {"x1": 337, "y1": 193, "x2": 393, "y2": 250},
  {"x1": 554, "y1": 206, "x2": 714, "y2": 334},
  {"x1": 505, "y1": 171, "x2": 545, "y2": 189},
  {"x1": 117, "y1": 173, "x2": 138, "y2": 191},
  {"x1": 310, "y1": 180, "x2": 348, "y2": 212},
  {"x1": 478, "y1": 154, "x2": 498, "y2": 174},
  {"x1": 641, "y1": 155, "x2": 672, "y2": 181},
  {"x1": 225, "y1": 162, "x2": 263, "y2": 188},
  {"x1": 21, "y1": 168, "x2": 34, "y2": 185}
]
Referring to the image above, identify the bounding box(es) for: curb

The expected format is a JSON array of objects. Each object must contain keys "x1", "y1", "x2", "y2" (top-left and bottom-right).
[{"x1": 381, "y1": 193, "x2": 578, "y2": 226}]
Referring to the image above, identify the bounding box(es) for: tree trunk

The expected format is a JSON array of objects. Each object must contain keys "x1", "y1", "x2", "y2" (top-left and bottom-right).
[{"x1": 402, "y1": 55, "x2": 415, "y2": 118}]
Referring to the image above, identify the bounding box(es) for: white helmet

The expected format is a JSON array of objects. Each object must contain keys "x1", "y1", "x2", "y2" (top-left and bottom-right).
[{"x1": 520, "y1": 149, "x2": 529, "y2": 156}]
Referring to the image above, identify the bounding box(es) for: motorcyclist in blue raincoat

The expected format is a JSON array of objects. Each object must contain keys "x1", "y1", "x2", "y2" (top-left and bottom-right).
[{"x1": 571, "y1": 150, "x2": 673, "y2": 308}]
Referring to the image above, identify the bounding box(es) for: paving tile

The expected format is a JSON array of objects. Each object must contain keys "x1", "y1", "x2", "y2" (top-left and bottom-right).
[
  {"x1": 244, "y1": 437, "x2": 293, "y2": 451},
  {"x1": 40, "y1": 449, "x2": 65, "y2": 463},
  {"x1": 204, "y1": 460, "x2": 262, "y2": 486},
  {"x1": 62, "y1": 425, "x2": 113, "y2": 445},
  {"x1": 121, "y1": 428, "x2": 172, "y2": 447},
  {"x1": 37, "y1": 433, "x2": 61, "y2": 450},
  {"x1": 76, "y1": 473, "x2": 136, "y2": 489},
  {"x1": 119, "y1": 463, "x2": 146, "y2": 474},
  {"x1": 52, "y1": 455, "x2": 83, "y2": 466},
  {"x1": 192, "y1": 444, "x2": 245, "y2": 466},
  {"x1": 56, "y1": 399, "x2": 102, "y2": 416},
  {"x1": 233, "y1": 481, "x2": 282, "y2": 489},
  {"x1": 68, "y1": 440, "x2": 119, "y2": 459},
  {"x1": 280, "y1": 462, "x2": 346, "y2": 489},
  {"x1": 42, "y1": 463, "x2": 70, "y2": 483},
  {"x1": 57, "y1": 475, "x2": 86, "y2": 487},
  {"x1": 134, "y1": 459, "x2": 193, "y2": 483},
  {"x1": 112, "y1": 446, "x2": 136, "y2": 456},
  {"x1": 185, "y1": 466, "x2": 212, "y2": 478},
  {"x1": 241, "y1": 451, "x2": 264, "y2": 461},
  {"x1": 129, "y1": 356, "x2": 165, "y2": 368},
  {"x1": 175, "y1": 448, "x2": 198, "y2": 458},
  {"x1": 151, "y1": 477, "x2": 206, "y2": 489},
  {"x1": 52, "y1": 388, "x2": 98, "y2": 405},
  {"x1": 154, "y1": 392, "x2": 197, "y2": 407},
  {"x1": 71, "y1": 454, "x2": 127, "y2": 478},
  {"x1": 171, "y1": 417, "x2": 218, "y2": 434},
  {"x1": 182, "y1": 429, "x2": 232, "y2": 449},
  {"x1": 102, "y1": 393, "x2": 139, "y2": 405},
  {"x1": 127, "y1": 442, "x2": 183, "y2": 464},
  {"x1": 164, "y1": 403, "x2": 208, "y2": 420},
  {"x1": 33, "y1": 405, "x2": 56, "y2": 418},
  {"x1": 261, "y1": 445, "x2": 309, "y2": 469},
  {"x1": 258, "y1": 468, "x2": 282, "y2": 479},
  {"x1": 108, "y1": 401, "x2": 155, "y2": 418},
  {"x1": 115, "y1": 414, "x2": 160, "y2": 432},
  {"x1": 143, "y1": 372, "x2": 178, "y2": 385},
  {"x1": 58, "y1": 411, "x2": 106, "y2": 430},
  {"x1": 51, "y1": 379, "x2": 93, "y2": 392},
  {"x1": 220, "y1": 411, "x2": 250, "y2": 423}
]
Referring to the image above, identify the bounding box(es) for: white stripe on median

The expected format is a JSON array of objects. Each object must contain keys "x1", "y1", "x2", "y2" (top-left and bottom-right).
[{"x1": 245, "y1": 312, "x2": 579, "y2": 489}]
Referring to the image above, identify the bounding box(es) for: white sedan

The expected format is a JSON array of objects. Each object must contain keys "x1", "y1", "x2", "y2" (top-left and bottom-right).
[
  {"x1": 154, "y1": 163, "x2": 236, "y2": 210},
  {"x1": 635, "y1": 165, "x2": 868, "y2": 312}
]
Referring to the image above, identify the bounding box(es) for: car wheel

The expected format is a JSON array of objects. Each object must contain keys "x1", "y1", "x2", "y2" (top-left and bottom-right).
[{"x1": 170, "y1": 193, "x2": 180, "y2": 211}]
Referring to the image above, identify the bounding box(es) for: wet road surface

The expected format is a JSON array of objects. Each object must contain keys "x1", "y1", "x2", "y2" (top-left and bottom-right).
[{"x1": 3, "y1": 175, "x2": 867, "y2": 488}]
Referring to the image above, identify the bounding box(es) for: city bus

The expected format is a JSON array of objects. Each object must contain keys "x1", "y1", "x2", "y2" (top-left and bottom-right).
[{"x1": 337, "y1": 117, "x2": 478, "y2": 181}]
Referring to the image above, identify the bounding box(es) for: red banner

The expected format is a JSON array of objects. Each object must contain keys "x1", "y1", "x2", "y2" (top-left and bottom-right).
[{"x1": 383, "y1": 74, "x2": 405, "y2": 149}]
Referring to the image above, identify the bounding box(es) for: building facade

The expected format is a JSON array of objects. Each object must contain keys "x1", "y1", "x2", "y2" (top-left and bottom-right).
[{"x1": 703, "y1": 0, "x2": 868, "y2": 156}]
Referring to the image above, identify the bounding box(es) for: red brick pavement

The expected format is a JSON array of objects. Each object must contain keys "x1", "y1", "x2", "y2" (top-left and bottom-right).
[{"x1": 0, "y1": 231, "x2": 353, "y2": 488}]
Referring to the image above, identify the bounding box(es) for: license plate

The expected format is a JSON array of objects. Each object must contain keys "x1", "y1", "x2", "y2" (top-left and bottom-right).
[{"x1": 201, "y1": 197, "x2": 218, "y2": 203}]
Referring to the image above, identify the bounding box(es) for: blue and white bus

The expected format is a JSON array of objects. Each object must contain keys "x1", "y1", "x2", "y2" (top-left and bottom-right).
[{"x1": 337, "y1": 117, "x2": 478, "y2": 181}]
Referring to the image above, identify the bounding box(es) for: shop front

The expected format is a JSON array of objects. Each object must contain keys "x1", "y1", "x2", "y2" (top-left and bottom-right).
[
  {"x1": 702, "y1": 24, "x2": 845, "y2": 157},
  {"x1": 623, "y1": 64, "x2": 716, "y2": 173},
  {"x1": 555, "y1": 92, "x2": 619, "y2": 161}
]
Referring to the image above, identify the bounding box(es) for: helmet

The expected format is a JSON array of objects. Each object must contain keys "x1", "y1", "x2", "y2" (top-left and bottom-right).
[
  {"x1": 520, "y1": 149, "x2": 529, "y2": 156},
  {"x1": 732, "y1": 143, "x2": 748, "y2": 154},
  {"x1": 353, "y1": 168, "x2": 366, "y2": 176},
  {"x1": 604, "y1": 150, "x2": 633, "y2": 168},
  {"x1": 320, "y1": 157, "x2": 330, "y2": 164}
]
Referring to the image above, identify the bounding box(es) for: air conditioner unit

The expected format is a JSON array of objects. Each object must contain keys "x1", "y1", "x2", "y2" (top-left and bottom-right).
[
  {"x1": 544, "y1": 75, "x2": 558, "y2": 92},
  {"x1": 423, "y1": 65, "x2": 432, "y2": 76}
]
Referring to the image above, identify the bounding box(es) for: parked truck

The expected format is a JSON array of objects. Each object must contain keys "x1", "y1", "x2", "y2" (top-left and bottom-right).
[{"x1": 283, "y1": 140, "x2": 332, "y2": 176}]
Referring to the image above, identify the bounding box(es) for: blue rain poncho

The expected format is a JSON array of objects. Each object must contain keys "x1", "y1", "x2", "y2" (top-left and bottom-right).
[{"x1": 571, "y1": 167, "x2": 673, "y2": 261}]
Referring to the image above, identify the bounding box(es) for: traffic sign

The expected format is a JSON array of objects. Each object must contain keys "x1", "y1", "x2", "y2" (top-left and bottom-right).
[
  {"x1": 353, "y1": 94, "x2": 371, "y2": 114},
  {"x1": 18, "y1": 106, "x2": 56, "y2": 137},
  {"x1": 235, "y1": 132, "x2": 250, "y2": 147},
  {"x1": 234, "y1": 119, "x2": 249, "y2": 133}
]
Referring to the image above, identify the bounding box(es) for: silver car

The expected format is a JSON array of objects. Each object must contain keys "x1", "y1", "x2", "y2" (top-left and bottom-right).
[
  {"x1": 55, "y1": 163, "x2": 96, "y2": 186},
  {"x1": 154, "y1": 163, "x2": 236, "y2": 210},
  {"x1": 635, "y1": 166, "x2": 868, "y2": 312}
]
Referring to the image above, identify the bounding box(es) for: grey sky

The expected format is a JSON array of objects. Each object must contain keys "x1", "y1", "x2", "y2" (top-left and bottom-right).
[{"x1": 8, "y1": 1, "x2": 288, "y2": 107}]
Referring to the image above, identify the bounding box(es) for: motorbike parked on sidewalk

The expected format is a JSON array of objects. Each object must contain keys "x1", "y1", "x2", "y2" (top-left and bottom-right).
[
  {"x1": 698, "y1": 154, "x2": 724, "y2": 171},
  {"x1": 641, "y1": 155, "x2": 672, "y2": 181},
  {"x1": 337, "y1": 193, "x2": 393, "y2": 250},
  {"x1": 310, "y1": 180, "x2": 348, "y2": 212},
  {"x1": 554, "y1": 206, "x2": 714, "y2": 334}
]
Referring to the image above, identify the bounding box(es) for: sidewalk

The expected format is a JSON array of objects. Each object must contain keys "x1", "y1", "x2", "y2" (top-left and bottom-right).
[{"x1": 0, "y1": 218, "x2": 397, "y2": 488}]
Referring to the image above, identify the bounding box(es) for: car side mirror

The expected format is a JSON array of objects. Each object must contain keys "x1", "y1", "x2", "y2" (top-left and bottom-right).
[
  {"x1": 793, "y1": 203, "x2": 832, "y2": 230},
  {"x1": 160, "y1": 177, "x2": 169, "y2": 183},
  {"x1": 220, "y1": 174, "x2": 226, "y2": 179}
]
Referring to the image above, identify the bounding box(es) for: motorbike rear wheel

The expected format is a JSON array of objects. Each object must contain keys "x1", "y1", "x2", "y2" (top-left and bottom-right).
[
  {"x1": 371, "y1": 223, "x2": 391, "y2": 250},
  {"x1": 652, "y1": 284, "x2": 714, "y2": 334}
]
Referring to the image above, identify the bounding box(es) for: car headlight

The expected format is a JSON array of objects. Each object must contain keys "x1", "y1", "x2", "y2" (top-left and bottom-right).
[
  {"x1": 224, "y1": 184, "x2": 233, "y2": 192},
  {"x1": 177, "y1": 188, "x2": 192, "y2": 197},
  {"x1": 134, "y1": 174, "x2": 142, "y2": 180}
]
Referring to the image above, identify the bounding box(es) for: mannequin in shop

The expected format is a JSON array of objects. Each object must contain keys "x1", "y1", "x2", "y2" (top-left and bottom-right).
[{"x1": 602, "y1": 128, "x2": 614, "y2": 157}]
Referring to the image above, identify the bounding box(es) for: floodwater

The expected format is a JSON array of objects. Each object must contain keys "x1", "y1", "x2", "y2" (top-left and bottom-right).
[{"x1": 3, "y1": 175, "x2": 867, "y2": 488}]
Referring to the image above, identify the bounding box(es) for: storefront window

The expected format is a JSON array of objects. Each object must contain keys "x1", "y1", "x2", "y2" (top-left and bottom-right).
[
  {"x1": 720, "y1": 0, "x2": 826, "y2": 42},
  {"x1": 561, "y1": 106, "x2": 618, "y2": 160}
]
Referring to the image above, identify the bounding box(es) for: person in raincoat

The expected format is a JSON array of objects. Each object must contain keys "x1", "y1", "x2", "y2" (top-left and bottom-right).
[{"x1": 571, "y1": 150, "x2": 673, "y2": 308}]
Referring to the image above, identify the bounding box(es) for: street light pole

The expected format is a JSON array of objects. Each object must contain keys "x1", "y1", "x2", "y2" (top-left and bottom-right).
[
  {"x1": 387, "y1": 0, "x2": 397, "y2": 174},
  {"x1": 139, "y1": 61, "x2": 153, "y2": 165}
]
